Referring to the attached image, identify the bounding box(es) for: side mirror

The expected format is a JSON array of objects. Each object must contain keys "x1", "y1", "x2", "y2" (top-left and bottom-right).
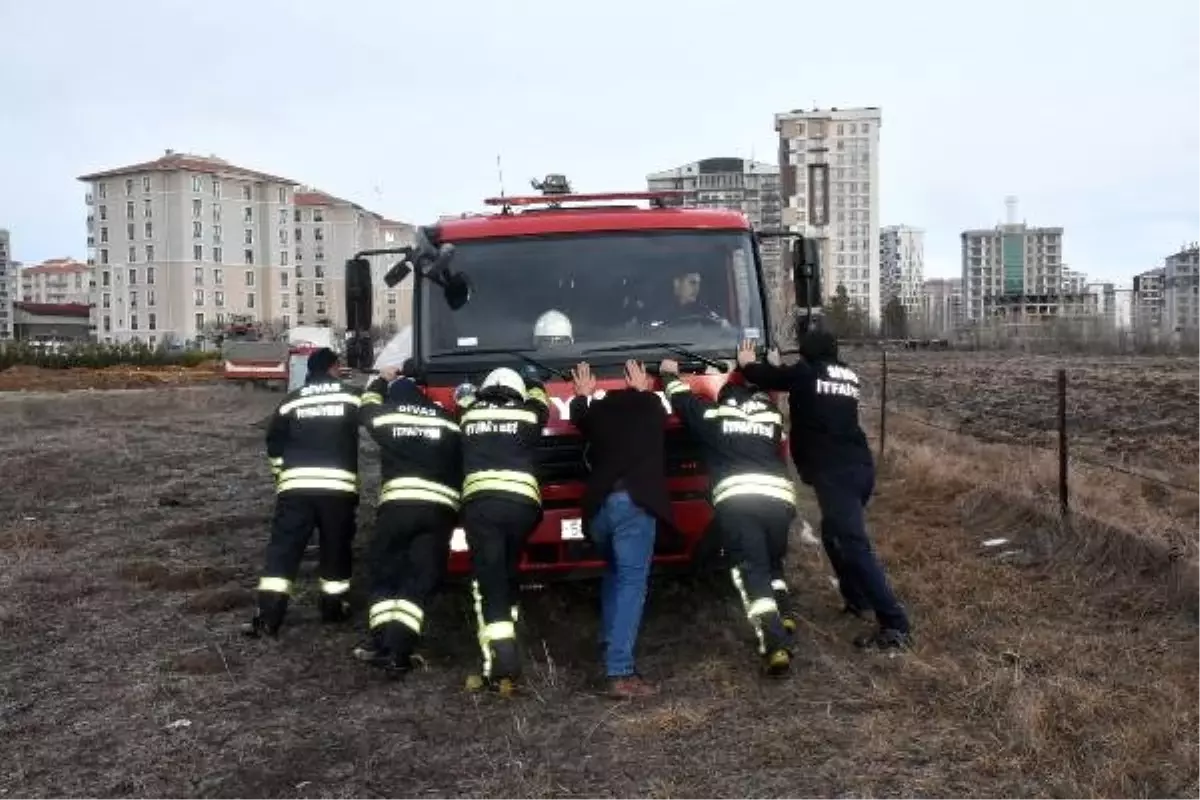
[
  {"x1": 791, "y1": 236, "x2": 822, "y2": 310},
  {"x1": 444, "y1": 273, "x2": 472, "y2": 310},
  {"x1": 345, "y1": 257, "x2": 373, "y2": 332},
  {"x1": 383, "y1": 260, "x2": 412, "y2": 288}
]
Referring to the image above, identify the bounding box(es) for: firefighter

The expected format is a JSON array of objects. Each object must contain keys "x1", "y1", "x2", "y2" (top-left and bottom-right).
[
  {"x1": 454, "y1": 366, "x2": 550, "y2": 695},
  {"x1": 245, "y1": 347, "x2": 362, "y2": 638},
  {"x1": 659, "y1": 358, "x2": 797, "y2": 675},
  {"x1": 738, "y1": 335, "x2": 912, "y2": 651},
  {"x1": 352, "y1": 361, "x2": 463, "y2": 676}
]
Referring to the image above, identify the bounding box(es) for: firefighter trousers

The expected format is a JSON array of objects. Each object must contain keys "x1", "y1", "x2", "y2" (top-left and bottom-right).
[
  {"x1": 462, "y1": 495, "x2": 542, "y2": 680},
  {"x1": 714, "y1": 497, "x2": 796, "y2": 655},
  {"x1": 365, "y1": 502, "x2": 457, "y2": 661},
  {"x1": 256, "y1": 492, "x2": 358, "y2": 630}
]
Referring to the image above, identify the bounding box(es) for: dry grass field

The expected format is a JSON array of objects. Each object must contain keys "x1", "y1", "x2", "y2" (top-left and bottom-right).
[{"x1": 0, "y1": 352, "x2": 1196, "y2": 798}]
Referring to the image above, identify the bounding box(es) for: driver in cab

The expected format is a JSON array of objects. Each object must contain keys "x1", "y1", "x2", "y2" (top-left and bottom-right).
[{"x1": 647, "y1": 270, "x2": 731, "y2": 329}]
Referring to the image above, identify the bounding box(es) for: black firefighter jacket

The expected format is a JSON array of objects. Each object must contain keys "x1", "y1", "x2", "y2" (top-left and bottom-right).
[
  {"x1": 360, "y1": 377, "x2": 464, "y2": 513},
  {"x1": 265, "y1": 376, "x2": 363, "y2": 497},
  {"x1": 457, "y1": 382, "x2": 550, "y2": 507},
  {"x1": 662, "y1": 375, "x2": 795, "y2": 510}
]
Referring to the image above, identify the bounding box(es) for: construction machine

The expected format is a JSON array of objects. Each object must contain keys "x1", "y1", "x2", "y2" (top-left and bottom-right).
[{"x1": 344, "y1": 175, "x2": 821, "y2": 578}]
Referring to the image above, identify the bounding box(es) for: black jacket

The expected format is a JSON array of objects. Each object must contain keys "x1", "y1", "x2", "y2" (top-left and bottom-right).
[
  {"x1": 360, "y1": 377, "x2": 463, "y2": 512},
  {"x1": 568, "y1": 389, "x2": 673, "y2": 532},
  {"x1": 663, "y1": 376, "x2": 795, "y2": 509},
  {"x1": 264, "y1": 376, "x2": 363, "y2": 496},
  {"x1": 457, "y1": 383, "x2": 550, "y2": 507},
  {"x1": 740, "y1": 358, "x2": 873, "y2": 482}
]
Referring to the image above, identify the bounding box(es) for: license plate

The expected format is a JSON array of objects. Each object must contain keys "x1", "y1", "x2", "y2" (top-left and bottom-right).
[
  {"x1": 561, "y1": 518, "x2": 583, "y2": 541},
  {"x1": 450, "y1": 527, "x2": 469, "y2": 553}
]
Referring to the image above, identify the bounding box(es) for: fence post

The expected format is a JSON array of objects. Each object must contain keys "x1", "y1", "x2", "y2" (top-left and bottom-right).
[
  {"x1": 1057, "y1": 368, "x2": 1069, "y2": 518},
  {"x1": 879, "y1": 349, "x2": 888, "y2": 459}
]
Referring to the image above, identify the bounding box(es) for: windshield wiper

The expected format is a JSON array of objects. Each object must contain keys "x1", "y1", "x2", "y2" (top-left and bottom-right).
[
  {"x1": 582, "y1": 341, "x2": 729, "y2": 373},
  {"x1": 427, "y1": 347, "x2": 570, "y2": 379}
]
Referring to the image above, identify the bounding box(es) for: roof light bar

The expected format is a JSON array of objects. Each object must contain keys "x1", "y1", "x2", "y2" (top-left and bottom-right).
[{"x1": 482, "y1": 190, "x2": 689, "y2": 208}]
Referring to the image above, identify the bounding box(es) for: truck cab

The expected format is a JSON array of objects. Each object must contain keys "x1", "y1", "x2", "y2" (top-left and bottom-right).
[{"x1": 344, "y1": 177, "x2": 821, "y2": 578}]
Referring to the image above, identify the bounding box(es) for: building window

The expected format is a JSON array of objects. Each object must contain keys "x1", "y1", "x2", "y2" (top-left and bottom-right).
[
  {"x1": 314, "y1": 264, "x2": 325, "y2": 279},
  {"x1": 194, "y1": 267, "x2": 204, "y2": 286},
  {"x1": 316, "y1": 302, "x2": 326, "y2": 316},
  {"x1": 101, "y1": 227, "x2": 109, "y2": 243},
  {"x1": 126, "y1": 201, "x2": 134, "y2": 218},
  {"x1": 102, "y1": 270, "x2": 111, "y2": 287},
  {"x1": 213, "y1": 224, "x2": 223, "y2": 243},
  {"x1": 280, "y1": 251, "x2": 289, "y2": 266},
  {"x1": 103, "y1": 315, "x2": 112, "y2": 332},
  {"x1": 102, "y1": 293, "x2": 112, "y2": 309},
  {"x1": 127, "y1": 223, "x2": 135, "y2": 240},
  {"x1": 98, "y1": 183, "x2": 108, "y2": 199},
  {"x1": 99, "y1": 205, "x2": 108, "y2": 221},
  {"x1": 278, "y1": 228, "x2": 288, "y2": 244},
  {"x1": 313, "y1": 228, "x2": 324, "y2": 242},
  {"x1": 192, "y1": 176, "x2": 203, "y2": 193},
  {"x1": 128, "y1": 247, "x2": 137, "y2": 263},
  {"x1": 128, "y1": 268, "x2": 137, "y2": 284},
  {"x1": 146, "y1": 244, "x2": 155, "y2": 262},
  {"x1": 280, "y1": 271, "x2": 289, "y2": 289},
  {"x1": 247, "y1": 293, "x2": 255, "y2": 309},
  {"x1": 244, "y1": 249, "x2": 254, "y2": 265},
  {"x1": 142, "y1": 176, "x2": 151, "y2": 192},
  {"x1": 245, "y1": 270, "x2": 255, "y2": 287},
  {"x1": 211, "y1": 178, "x2": 221, "y2": 197},
  {"x1": 315, "y1": 282, "x2": 325, "y2": 297},
  {"x1": 313, "y1": 209, "x2": 324, "y2": 223},
  {"x1": 213, "y1": 247, "x2": 223, "y2": 263},
  {"x1": 143, "y1": 199, "x2": 152, "y2": 218},
  {"x1": 148, "y1": 313, "x2": 157, "y2": 330},
  {"x1": 244, "y1": 229, "x2": 254, "y2": 245},
  {"x1": 213, "y1": 205, "x2": 222, "y2": 223},
  {"x1": 192, "y1": 199, "x2": 202, "y2": 218},
  {"x1": 129, "y1": 291, "x2": 138, "y2": 309},
  {"x1": 194, "y1": 289, "x2": 204, "y2": 306},
  {"x1": 214, "y1": 268, "x2": 224, "y2": 285},
  {"x1": 144, "y1": 221, "x2": 153, "y2": 238},
  {"x1": 278, "y1": 187, "x2": 287, "y2": 204},
  {"x1": 242, "y1": 184, "x2": 252, "y2": 201},
  {"x1": 193, "y1": 244, "x2": 204, "y2": 261},
  {"x1": 193, "y1": 221, "x2": 202, "y2": 238},
  {"x1": 125, "y1": 178, "x2": 134, "y2": 195},
  {"x1": 214, "y1": 291, "x2": 225, "y2": 307},
  {"x1": 147, "y1": 289, "x2": 157, "y2": 306},
  {"x1": 294, "y1": 227, "x2": 302, "y2": 242},
  {"x1": 195, "y1": 312, "x2": 204, "y2": 330},
  {"x1": 282, "y1": 314, "x2": 291, "y2": 327},
  {"x1": 281, "y1": 295, "x2": 290, "y2": 309}
]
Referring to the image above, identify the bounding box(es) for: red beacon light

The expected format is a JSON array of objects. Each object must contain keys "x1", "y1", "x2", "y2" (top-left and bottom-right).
[{"x1": 482, "y1": 173, "x2": 689, "y2": 213}]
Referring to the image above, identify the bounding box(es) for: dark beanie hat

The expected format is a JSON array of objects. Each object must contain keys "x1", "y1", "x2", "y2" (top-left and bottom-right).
[
  {"x1": 307, "y1": 347, "x2": 339, "y2": 376},
  {"x1": 799, "y1": 330, "x2": 839, "y2": 363}
]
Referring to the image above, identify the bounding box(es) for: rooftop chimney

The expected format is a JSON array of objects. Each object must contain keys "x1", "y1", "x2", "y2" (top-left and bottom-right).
[{"x1": 1005, "y1": 195, "x2": 1019, "y2": 225}]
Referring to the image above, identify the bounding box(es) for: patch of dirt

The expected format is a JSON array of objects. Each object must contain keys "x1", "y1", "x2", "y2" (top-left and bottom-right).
[
  {"x1": 0, "y1": 362, "x2": 222, "y2": 392},
  {"x1": 0, "y1": 380, "x2": 1195, "y2": 798}
]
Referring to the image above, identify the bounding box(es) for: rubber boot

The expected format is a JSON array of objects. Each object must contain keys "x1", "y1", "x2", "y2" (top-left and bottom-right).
[
  {"x1": 318, "y1": 593, "x2": 352, "y2": 624},
  {"x1": 489, "y1": 639, "x2": 521, "y2": 696},
  {"x1": 243, "y1": 592, "x2": 288, "y2": 638},
  {"x1": 760, "y1": 612, "x2": 794, "y2": 677},
  {"x1": 774, "y1": 587, "x2": 798, "y2": 634}
]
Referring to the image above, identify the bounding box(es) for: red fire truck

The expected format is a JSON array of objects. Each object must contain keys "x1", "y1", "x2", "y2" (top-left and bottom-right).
[{"x1": 344, "y1": 175, "x2": 821, "y2": 578}]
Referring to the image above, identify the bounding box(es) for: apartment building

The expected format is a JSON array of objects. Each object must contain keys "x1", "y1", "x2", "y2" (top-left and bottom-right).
[
  {"x1": 1164, "y1": 244, "x2": 1199, "y2": 332},
  {"x1": 879, "y1": 226, "x2": 924, "y2": 316},
  {"x1": 920, "y1": 278, "x2": 964, "y2": 336},
  {"x1": 291, "y1": 189, "x2": 415, "y2": 333},
  {"x1": 645, "y1": 157, "x2": 784, "y2": 316},
  {"x1": 1132, "y1": 267, "x2": 1166, "y2": 328},
  {"x1": 1084, "y1": 282, "x2": 1118, "y2": 325},
  {"x1": 0, "y1": 229, "x2": 11, "y2": 339},
  {"x1": 77, "y1": 151, "x2": 414, "y2": 345},
  {"x1": 20, "y1": 259, "x2": 91, "y2": 305},
  {"x1": 775, "y1": 106, "x2": 882, "y2": 324},
  {"x1": 961, "y1": 198, "x2": 1066, "y2": 320}
]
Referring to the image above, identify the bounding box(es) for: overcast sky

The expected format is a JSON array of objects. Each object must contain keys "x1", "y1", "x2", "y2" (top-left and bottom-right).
[{"x1": 1, "y1": 0, "x2": 1196, "y2": 283}]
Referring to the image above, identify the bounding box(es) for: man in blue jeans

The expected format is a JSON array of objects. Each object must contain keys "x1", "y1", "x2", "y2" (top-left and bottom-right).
[{"x1": 568, "y1": 360, "x2": 673, "y2": 698}]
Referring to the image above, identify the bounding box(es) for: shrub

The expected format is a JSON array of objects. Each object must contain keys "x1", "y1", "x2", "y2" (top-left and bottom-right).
[{"x1": 0, "y1": 341, "x2": 218, "y2": 371}]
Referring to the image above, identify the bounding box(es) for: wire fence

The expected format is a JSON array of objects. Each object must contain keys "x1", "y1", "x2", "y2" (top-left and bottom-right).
[{"x1": 861, "y1": 350, "x2": 1199, "y2": 518}]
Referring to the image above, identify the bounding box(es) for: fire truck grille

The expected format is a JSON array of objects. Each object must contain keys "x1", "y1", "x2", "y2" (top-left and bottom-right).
[{"x1": 535, "y1": 428, "x2": 705, "y2": 485}]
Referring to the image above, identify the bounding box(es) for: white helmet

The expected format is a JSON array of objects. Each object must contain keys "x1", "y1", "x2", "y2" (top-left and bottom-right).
[
  {"x1": 481, "y1": 366, "x2": 526, "y2": 398},
  {"x1": 533, "y1": 309, "x2": 573, "y2": 348}
]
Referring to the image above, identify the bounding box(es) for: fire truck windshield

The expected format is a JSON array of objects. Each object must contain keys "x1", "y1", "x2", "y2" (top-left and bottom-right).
[{"x1": 420, "y1": 229, "x2": 766, "y2": 365}]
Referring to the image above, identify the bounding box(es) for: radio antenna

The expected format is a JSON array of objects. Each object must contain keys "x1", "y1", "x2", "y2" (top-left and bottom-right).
[{"x1": 496, "y1": 154, "x2": 505, "y2": 198}]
